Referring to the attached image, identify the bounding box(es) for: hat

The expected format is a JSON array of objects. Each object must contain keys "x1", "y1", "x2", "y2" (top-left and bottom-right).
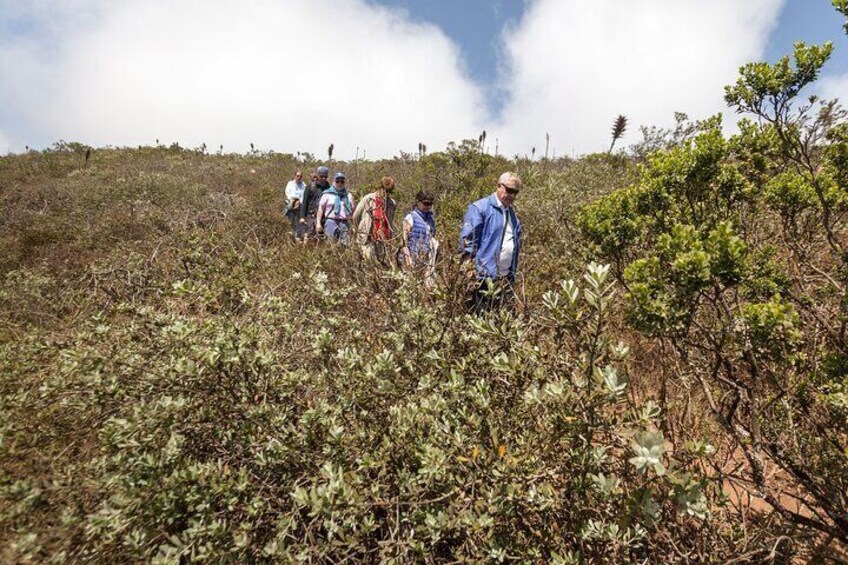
[
  {"x1": 316, "y1": 166, "x2": 329, "y2": 175},
  {"x1": 334, "y1": 172, "x2": 346, "y2": 180}
]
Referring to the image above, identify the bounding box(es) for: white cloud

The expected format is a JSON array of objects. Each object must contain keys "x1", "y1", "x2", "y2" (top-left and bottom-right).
[
  {"x1": 0, "y1": 129, "x2": 12, "y2": 154},
  {"x1": 1, "y1": 0, "x2": 791, "y2": 158},
  {"x1": 494, "y1": 0, "x2": 785, "y2": 157},
  {"x1": 817, "y1": 72, "x2": 848, "y2": 105},
  {"x1": 0, "y1": 0, "x2": 488, "y2": 159}
]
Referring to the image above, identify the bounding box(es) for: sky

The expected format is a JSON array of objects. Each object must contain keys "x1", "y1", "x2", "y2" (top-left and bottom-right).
[{"x1": 0, "y1": 0, "x2": 846, "y2": 159}]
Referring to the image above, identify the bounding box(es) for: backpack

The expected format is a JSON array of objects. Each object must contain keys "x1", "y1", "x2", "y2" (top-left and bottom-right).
[{"x1": 370, "y1": 197, "x2": 391, "y2": 241}]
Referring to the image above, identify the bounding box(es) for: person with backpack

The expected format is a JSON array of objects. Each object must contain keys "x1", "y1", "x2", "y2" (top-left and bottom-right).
[
  {"x1": 352, "y1": 176, "x2": 397, "y2": 265},
  {"x1": 459, "y1": 172, "x2": 523, "y2": 312},
  {"x1": 298, "y1": 166, "x2": 331, "y2": 242},
  {"x1": 401, "y1": 190, "x2": 438, "y2": 286},
  {"x1": 284, "y1": 170, "x2": 306, "y2": 237},
  {"x1": 316, "y1": 172, "x2": 356, "y2": 244}
]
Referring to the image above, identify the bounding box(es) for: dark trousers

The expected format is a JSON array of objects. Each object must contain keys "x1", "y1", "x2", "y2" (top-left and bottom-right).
[
  {"x1": 286, "y1": 210, "x2": 298, "y2": 237},
  {"x1": 466, "y1": 277, "x2": 515, "y2": 313},
  {"x1": 296, "y1": 217, "x2": 317, "y2": 241}
]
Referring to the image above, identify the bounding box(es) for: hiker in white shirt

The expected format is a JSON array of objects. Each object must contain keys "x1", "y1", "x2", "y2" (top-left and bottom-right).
[{"x1": 284, "y1": 170, "x2": 306, "y2": 236}]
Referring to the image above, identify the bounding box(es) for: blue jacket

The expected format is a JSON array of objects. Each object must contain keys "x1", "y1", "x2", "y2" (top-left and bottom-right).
[
  {"x1": 407, "y1": 209, "x2": 436, "y2": 261},
  {"x1": 459, "y1": 194, "x2": 522, "y2": 280}
]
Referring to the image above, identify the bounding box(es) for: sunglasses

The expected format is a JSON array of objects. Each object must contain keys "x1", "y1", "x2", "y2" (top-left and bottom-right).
[
  {"x1": 500, "y1": 183, "x2": 520, "y2": 195},
  {"x1": 335, "y1": 179, "x2": 346, "y2": 183},
  {"x1": 319, "y1": 174, "x2": 328, "y2": 178},
  {"x1": 420, "y1": 200, "x2": 434, "y2": 206}
]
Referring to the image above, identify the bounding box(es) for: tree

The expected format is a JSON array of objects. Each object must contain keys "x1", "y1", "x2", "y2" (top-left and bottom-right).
[{"x1": 580, "y1": 35, "x2": 848, "y2": 545}]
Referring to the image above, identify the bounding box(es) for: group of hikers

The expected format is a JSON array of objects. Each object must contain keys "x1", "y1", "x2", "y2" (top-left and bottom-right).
[{"x1": 283, "y1": 166, "x2": 523, "y2": 310}]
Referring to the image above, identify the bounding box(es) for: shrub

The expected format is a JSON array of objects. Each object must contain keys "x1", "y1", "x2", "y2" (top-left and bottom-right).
[
  {"x1": 579, "y1": 36, "x2": 848, "y2": 549},
  {"x1": 1, "y1": 254, "x2": 732, "y2": 562}
]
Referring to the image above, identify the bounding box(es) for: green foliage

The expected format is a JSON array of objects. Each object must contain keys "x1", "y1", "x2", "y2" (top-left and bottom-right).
[
  {"x1": 581, "y1": 119, "x2": 750, "y2": 276},
  {"x1": 576, "y1": 185, "x2": 643, "y2": 265},
  {"x1": 0, "y1": 254, "x2": 725, "y2": 562},
  {"x1": 705, "y1": 221, "x2": 747, "y2": 284},
  {"x1": 764, "y1": 171, "x2": 818, "y2": 216},
  {"x1": 0, "y1": 140, "x2": 728, "y2": 561},
  {"x1": 835, "y1": 0, "x2": 848, "y2": 33},
  {"x1": 620, "y1": 220, "x2": 750, "y2": 337},
  {"x1": 724, "y1": 42, "x2": 834, "y2": 115},
  {"x1": 7, "y1": 26, "x2": 848, "y2": 555},
  {"x1": 738, "y1": 296, "x2": 803, "y2": 357},
  {"x1": 580, "y1": 35, "x2": 848, "y2": 549},
  {"x1": 824, "y1": 122, "x2": 848, "y2": 196},
  {"x1": 628, "y1": 431, "x2": 666, "y2": 476}
]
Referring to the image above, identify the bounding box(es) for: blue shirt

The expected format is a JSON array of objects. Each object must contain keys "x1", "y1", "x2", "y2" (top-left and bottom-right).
[
  {"x1": 405, "y1": 209, "x2": 436, "y2": 263},
  {"x1": 459, "y1": 194, "x2": 522, "y2": 280}
]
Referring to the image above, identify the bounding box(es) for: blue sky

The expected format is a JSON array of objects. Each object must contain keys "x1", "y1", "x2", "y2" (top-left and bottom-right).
[
  {"x1": 1, "y1": 0, "x2": 847, "y2": 158},
  {"x1": 767, "y1": 0, "x2": 848, "y2": 70},
  {"x1": 368, "y1": 0, "x2": 525, "y2": 113},
  {"x1": 373, "y1": 0, "x2": 848, "y2": 113}
]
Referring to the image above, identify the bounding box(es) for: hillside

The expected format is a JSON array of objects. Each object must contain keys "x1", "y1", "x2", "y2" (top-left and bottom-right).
[{"x1": 5, "y1": 32, "x2": 848, "y2": 559}]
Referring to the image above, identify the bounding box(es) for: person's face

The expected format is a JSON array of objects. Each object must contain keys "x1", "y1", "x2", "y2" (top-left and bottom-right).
[
  {"x1": 496, "y1": 180, "x2": 520, "y2": 207},
  {"x1": 334, "y1": 178, "x2": 346, "y2": 188},
  {"x1": 417, "y1": 198, "x2": 434, "y2": 212},
  {"x1": 295, "y1": 172, "x2": 303, "y2": 181},
  {"x1": 318, "y1": 174, "x2": 328, "y2": 184},
  {"x1": 312, "y1": 175, "x2": 318, "y2": 183}
]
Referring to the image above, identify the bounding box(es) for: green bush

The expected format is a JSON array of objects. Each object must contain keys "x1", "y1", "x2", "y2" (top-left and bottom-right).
[
  {"x1": 579, "y1": 32, "x2": 848, "y2": 550},
  {"x1": 1, "y1": 252, "x2": 729, "y2": 562}
]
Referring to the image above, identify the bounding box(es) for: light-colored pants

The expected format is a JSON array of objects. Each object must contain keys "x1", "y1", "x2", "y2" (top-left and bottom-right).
[
  {"x1": 324, "y1": 218, "x2": 350, "y2": 244},
  {"x1": 402, "y1": 239, "x2": 439, "y2": 289}
]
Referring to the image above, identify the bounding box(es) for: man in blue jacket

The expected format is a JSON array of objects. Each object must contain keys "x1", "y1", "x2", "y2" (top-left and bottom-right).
[{"x1": 459, "y1": 172, "x2": 523, "y2": 312}]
